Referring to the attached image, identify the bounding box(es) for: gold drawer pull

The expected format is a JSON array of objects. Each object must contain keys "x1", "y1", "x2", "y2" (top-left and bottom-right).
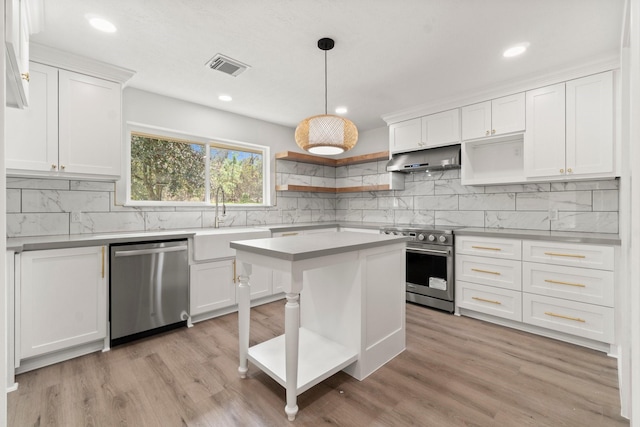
[
  {"x1": 544, "y1": 279, "x2": 585, "y2": 288},
  {"x1": 472, "y1": 296, "x2": 502, "y2": 305},
  {"x1": 471, "y1": 245, "x2": 502, "y2": 251},
  {"x1": 233, "y1": 260, "x2": 237, "y2": 284},
  {"x1": 282, "y1": 232, "x2": 298, "y2": 237},
  {"x1": 471, "y1": 268, "x2": 501, "y2": 275},
  {"x1": 544, "y1": 311, "x2": 586, "y2": 323},
  {"x1": 544, "y1": 252, "x2": 586, "y2": 259}
]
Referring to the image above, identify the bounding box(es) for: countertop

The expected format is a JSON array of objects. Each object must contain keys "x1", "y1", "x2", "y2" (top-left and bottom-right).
[
  {"x1": 6, "y1": 222, "x2": 621, "y2": 252},
  {"x1": 231, "y1": 231, "x2": 408, "y2": 261}
]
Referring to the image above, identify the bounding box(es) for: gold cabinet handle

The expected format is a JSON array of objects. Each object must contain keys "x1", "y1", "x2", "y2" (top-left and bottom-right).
[
  {"x1": 491, "y1": 129, "x2": 496, "y2": 134},
  {"x1": 233, "y1": 259, "x2": 237, "y2": 284},
  {"x1": 21, "y1": 72, "x2": 30, "y2": 82},
  {"x1": 471, "y1": 245, "x2": 502, "y2": 251},
  {"x1": 567, "y1": 168, "x2": 573, "y2": 173},
  {"x1": 472, "y1": 296, "x2": 502, "y2": 305},
  {"x1": 471, "y1": 268, "x2": 501, "y2": 275},
  {"x1": 544, "y1": 279, "x2": 585, "y2": 288},
  {"x1": 485, "y1": 130, "x2": 490, "y2": 136},
  {"x1": 544, "y1": 252, "x2": 586, "y2": 259},
  {"x1": 60, "y1": 165, "x2": 66, "y2": 170},
  {"x1": 51, "y1": 164, "x2": 57, "y2": 170},
  {"x1": 282, "y1": 232, "x2": 298, "y2": 237},
  {"x1": 560, "y1": 168, "x2": 565, "y2": 173},
  {"x1": 101, "y1": 247, "x2": 105, "y2": 278},
  {"x1": 544, "y1": 311, "x2": 586, "y2": 323}
]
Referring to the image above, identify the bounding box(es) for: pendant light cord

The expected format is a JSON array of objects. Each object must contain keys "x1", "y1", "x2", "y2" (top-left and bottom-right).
[{"x1": 324, "y1": 49, "x2": 328, "y2": 115}]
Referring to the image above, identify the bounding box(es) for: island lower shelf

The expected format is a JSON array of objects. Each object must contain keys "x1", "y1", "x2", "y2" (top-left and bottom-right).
[{"x1": 248, "y1": 327, "x2": 358, "y2": 395}]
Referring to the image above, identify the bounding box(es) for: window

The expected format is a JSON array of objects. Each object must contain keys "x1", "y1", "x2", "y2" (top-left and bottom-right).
[{"x1": 127, "y1": 127, "x2": 270, "y2": 206}]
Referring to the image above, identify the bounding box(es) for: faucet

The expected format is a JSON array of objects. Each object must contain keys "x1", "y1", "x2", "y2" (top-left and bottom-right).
[{"x1": 214, "y1": 187, "x2": 226, "y2": 228}]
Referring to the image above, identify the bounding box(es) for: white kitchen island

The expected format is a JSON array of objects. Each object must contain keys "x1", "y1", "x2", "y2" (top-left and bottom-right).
[{"x1": 231, "y1": 231, "x2": 407, "y2": 421}]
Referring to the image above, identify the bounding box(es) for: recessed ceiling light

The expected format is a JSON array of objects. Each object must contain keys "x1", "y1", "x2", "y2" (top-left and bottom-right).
[
  {"x1": 335, "y1": 107, "x2": 348, "y2": 114},
  {"x1": 86, "y1": 14, "x2": 117, "y2": 33},
  {"x1": 503, "y1": 42, "x2": 530, "y2": 58},
  {"x1": 218, "y1": 95, "x2": 232, "y2": 102}
]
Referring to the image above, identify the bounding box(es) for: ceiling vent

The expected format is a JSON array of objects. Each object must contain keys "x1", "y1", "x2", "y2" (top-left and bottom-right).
[{"x1": 205, "y1": 54, "x2": 250, "y2": 77}]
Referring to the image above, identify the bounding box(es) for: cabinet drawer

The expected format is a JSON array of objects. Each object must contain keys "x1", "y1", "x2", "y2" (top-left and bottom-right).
[
  {"x1": 455, "y1": 255, "x2": 521, "y2": 290},
  {"x1": 522, "y1": 240, "x2": 614, "y2": 270},
  {"x1": 456, "y1": 281, "x2": 522, "y2": 321},
  {"x1": 522, "y1": 293, "x2": 614, "y2": 343},
  {"x1": 455, "y1": 236, "x2": 521, "y2": 260},
  {"x1": 522, "y1": 262, "x2": 614, "y2": 307}
]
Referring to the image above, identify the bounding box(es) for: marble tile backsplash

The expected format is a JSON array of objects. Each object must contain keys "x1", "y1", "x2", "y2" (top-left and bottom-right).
[{"x1": 6, "y1": 165, "x2": 620, "y2": 237}]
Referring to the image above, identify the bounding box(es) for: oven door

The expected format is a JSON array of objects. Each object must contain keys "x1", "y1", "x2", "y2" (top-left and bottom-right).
[{"x1": 405, "y1": 244, "x2": 454, "y2": 302}]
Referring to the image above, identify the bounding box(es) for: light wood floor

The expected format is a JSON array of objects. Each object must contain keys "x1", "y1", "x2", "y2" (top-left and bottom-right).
[{"x1": 8, "y1": 301, "x2": 628, "y2": 426}]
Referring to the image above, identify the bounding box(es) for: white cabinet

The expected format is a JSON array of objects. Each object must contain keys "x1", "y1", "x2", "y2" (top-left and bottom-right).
[
  {"x1": 6, "y1": 62, "x2": 122, "y2": 179},
  {"x1": 6, "y1": 0, "x2": 30, "y2": 108},
  {"x1": 19, "y1": 246, "x2": 107, "y2": 360},
  {"x1": 190, "y1": 260, "x2": 236, "y2": 315},
  {"x1": 389, "y1": 109, "x2": 460, "y2": 153},
  {"x1": 461, "y1": 93, "x2": 525, "y2": 140},
  {"x1": 524, "y1": 72, "x2": 614, "y2": 179}
]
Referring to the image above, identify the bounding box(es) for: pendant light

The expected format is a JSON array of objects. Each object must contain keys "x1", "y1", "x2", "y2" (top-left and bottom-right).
[{"x1": 295, "y1": 38, "x2": 358, "y2": 155}]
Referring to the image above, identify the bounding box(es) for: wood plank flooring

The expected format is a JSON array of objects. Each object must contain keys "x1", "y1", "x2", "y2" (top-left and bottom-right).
[{"x1": 8, "y1": 301, "x2": 628, "y2": 426}]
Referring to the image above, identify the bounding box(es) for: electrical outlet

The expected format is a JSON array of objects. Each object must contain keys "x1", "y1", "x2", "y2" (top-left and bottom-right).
[
  {"x1": 71, "y1": 211, "x2": 82, "y2": 223},
  {"x1": 548, "y1": 209, "x2": 558, "y2": 221}
]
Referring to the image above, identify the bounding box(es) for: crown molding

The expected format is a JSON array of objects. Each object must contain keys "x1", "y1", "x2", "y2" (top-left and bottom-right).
[
  {"x1": 381, "y1": 53, "x2": 621, "y2": 125},
  {"x1": 30, "y1": 43, "x2": 136, "y2": 84}
]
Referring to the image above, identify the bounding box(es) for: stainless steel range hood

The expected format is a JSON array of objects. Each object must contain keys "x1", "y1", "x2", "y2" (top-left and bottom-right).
[{"x1": 386, "y1": 144, "x2": 461, "y2": 173}]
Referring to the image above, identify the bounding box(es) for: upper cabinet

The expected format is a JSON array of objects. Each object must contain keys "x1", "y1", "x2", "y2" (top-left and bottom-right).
[
  {"x1": 525, "y1": 72, "x2": 614, "y2": 179},
  {"x1": 5, "y1": 0, "x2": 31, "y2": 108},
  {"x1": 461, "y1": 93, "x2": 525, "y2": 140},
  {"x1": 390, "y1": 109, "x2": 460, "y2": 153},
  {"x1": 6, "y1": 62, "x2": 122, "y2": 179}
]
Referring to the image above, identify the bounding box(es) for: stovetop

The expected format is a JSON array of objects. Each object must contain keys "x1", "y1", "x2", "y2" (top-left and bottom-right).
[{"x1": 380, "y1": 225, "x2": 459, "y2": 246}]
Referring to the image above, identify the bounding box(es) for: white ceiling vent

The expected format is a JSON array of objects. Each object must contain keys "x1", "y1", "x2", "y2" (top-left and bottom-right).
[{"x1": 205, "y1": 54, "x2": 250, "y2": 77}]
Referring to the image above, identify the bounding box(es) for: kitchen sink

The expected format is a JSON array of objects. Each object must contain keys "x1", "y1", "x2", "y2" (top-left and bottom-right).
[{"x1": 192, "y1": 227, "x2": 271, "y2": 260}]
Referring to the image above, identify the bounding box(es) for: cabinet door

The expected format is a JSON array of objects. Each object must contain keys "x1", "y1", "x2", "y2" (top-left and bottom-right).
[
  {"x1": 422, "y1": 109, "x2": 460, "y2": 147},
  {"x1": 461, "y1": 101, "x2": 491, "y2": 140},
  {"x1": 524, "y1": 83, "x2": 566, "y2": 178},
  {"x1": 6, "y1": 62, "x2": 58, "y2": 173},
  {"x1": 5, "y1": 0, "x2": 30, "y2": 108},
  {"x1": 566, "y1": 72, "x2": 614, "y2": 177},
  {"x1": 189, "y1": 260, "x2": 235, "y2": 315},
  {"x1": 491, "y1": 93, "x2": 525, "y2": 135},
  {"x1": 20, "y1": 246, "x2": 107, "y2": 359},
  {"x1": 58, "y1": 70, "x2": 122, "y2": 177},
  {"x1": 389, "y1": 118, "x2": 422, "y2": 153}
]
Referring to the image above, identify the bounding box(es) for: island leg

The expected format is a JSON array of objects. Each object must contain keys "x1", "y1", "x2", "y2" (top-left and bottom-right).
[
  {"x1": 284, "y1": 291, "x2": 300, "y2": 421},
  {"x1": 237, "y1": 262, "x2": 252, "y2": 379}
]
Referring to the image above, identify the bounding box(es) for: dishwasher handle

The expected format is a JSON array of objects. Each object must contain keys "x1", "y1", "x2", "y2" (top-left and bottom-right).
[{"x1": 114, "y1": 245, "x2": 187, "y2": 257}]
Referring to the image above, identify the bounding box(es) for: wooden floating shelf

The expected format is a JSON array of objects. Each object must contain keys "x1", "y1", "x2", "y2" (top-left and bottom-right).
[
  {"x1": 275, "y1": 151, "x2": 389, "y2": 166},
  {"x1": 276, "y1": 184, "x2": 392, "y2": 193}
]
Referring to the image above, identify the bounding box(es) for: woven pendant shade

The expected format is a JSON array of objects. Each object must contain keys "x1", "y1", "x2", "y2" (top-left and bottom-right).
[
  {"x1": 295, "y1": 37, "x2": 358, "y2": 155},
  {"x1": 295, "y1": 114, "x2": 358, "y2": 155}
]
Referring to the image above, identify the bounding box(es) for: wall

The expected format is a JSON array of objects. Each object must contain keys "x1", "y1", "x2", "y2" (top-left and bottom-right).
[{"x1": 5, "y1": 87, "x2": 619, "y2": 237}]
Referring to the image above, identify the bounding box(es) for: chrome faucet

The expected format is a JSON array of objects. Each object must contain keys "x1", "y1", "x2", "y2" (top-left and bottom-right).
[{"x1": 214, "y1": 187, "x2": 226, "y2": 228}]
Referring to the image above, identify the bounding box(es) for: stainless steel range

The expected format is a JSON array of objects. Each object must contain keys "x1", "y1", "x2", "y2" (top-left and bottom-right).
[{"x1": 381, "y1": 226, "x2": 455, "y2": 313}]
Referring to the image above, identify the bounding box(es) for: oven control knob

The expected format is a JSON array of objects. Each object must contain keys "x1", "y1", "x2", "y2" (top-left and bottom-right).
[
  {"x1": 393, "y1": 231, "x2": 401, "y2": 235},
  {"x1": 438, "y1": 235, "x2": 447, "y2": 243},
  {"x1": 428, "y1": 234, "x2": 436, "y2": 242},
  {"x1": 417, "y1": 233, "x2": 425, "y2": 241}
]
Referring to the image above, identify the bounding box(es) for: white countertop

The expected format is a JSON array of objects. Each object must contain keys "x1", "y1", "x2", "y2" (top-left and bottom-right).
[{"x1": 231, "y1": 231, "x2": 408, "y2": 261}]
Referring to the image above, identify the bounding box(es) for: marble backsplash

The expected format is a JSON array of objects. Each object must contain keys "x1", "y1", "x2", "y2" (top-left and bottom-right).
[{"x1": 6, "y1": 165, "x2": 620, "y2": 237}]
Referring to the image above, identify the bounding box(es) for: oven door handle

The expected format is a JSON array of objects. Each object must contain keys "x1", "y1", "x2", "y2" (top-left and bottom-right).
[{"x1": 407, "y1": 247, "x2": 450, "y2": 256}]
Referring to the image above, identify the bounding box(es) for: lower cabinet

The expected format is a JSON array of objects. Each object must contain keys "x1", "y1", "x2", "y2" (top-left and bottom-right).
[
  {"x1": 19, "y1": 246, "x2": 107, "y2": 361},
  {"x1": 455, "y1": 235, "x2": 617, "y2": 351},
  {"x1": 190, "y1": 259, "x2": 236, "y2": 315}
]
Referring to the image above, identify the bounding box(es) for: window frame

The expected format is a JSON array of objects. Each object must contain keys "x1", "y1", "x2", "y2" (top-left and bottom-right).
[{"x1": 124, "y1": 123, "x2": 271, "y2": 207}]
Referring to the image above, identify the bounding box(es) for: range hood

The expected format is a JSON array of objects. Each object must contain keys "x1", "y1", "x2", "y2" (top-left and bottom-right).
[{"x1": 386, "y1": 144, "x2": 461, "y2": 173}]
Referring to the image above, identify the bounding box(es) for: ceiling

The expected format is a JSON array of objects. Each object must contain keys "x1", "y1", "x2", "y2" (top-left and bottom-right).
[{"x1": 31, "y1": 0, "x2": 625, "y2": 132}]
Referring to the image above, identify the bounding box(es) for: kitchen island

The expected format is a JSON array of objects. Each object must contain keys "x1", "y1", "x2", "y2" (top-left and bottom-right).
[{"x1": 231, "y1": 231, "x2": 407, "y2": 421}]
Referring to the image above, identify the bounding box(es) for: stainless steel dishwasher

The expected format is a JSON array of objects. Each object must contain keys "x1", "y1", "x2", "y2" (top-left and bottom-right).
[{"x1": 110, "y1": 239, "x2": 189, "y2": 346}]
